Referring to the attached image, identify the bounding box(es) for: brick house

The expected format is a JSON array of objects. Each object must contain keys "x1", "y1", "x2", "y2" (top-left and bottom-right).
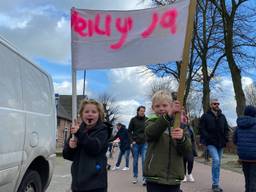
[{"x1": 56, "y1": 94, "x2": 86, "y2": 149}]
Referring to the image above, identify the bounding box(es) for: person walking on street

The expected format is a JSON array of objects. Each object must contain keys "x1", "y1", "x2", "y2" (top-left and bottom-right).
[
  {"x1": 111, "y1": 123, "x2": 131, "y2": 171},
  {"x1": 199, "y1": 98, "x2": 229, "y2": 192},
  {"x1": 144, "y1": 90, "x2": 192, "y2": 192},
  {"x1": 233, "y1": 105, "x2": 256, "y2": 192},
  {"x1": 62, "y1": 99, "x2": 112, "y2": 192},
  {"x1": 128, "y1": 106, "x2": 148, "y2": 185},
  {"x1": 181, "y1": 110, "x2": 197, "y2": 183}
]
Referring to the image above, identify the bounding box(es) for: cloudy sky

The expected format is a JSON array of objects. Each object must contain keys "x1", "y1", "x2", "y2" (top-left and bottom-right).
[{"x1": 0, "y1": 0, "x2": 254, "y2": 126}]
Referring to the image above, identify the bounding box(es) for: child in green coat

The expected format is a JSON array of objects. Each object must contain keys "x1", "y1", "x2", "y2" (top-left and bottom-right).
[{"x1": 144, "y1": 90, "x2": 192, "y2": 192}]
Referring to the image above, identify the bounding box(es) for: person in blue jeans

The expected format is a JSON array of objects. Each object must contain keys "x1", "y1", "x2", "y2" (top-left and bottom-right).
[
  {"x1": 233, "y1": 105, "x2": 256, "y2": 192},
  {"x1": 111, "y1": 123, "x2": 131, "y2": 171},
  {"x1": 128, "y1": 106, "x2": 148, "y2": 185},
  {"x1": 199, "y1": 98, "x2": 229, "y2": 192},
  {"x1": 132, "y1": 142, "x2": 147, "y2": 182}
]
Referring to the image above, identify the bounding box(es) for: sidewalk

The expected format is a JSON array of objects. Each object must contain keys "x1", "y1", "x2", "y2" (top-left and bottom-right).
[{"x1": 196, "y1": 152, "x2": 242, "y2": 174}]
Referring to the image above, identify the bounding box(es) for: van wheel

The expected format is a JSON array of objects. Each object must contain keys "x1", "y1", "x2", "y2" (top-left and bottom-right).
[{"x1": 18, "y1": 170, "x2": 42, "y2": 192}]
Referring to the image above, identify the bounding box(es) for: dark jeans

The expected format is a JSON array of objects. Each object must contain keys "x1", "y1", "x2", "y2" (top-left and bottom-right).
[
  {"x1": 146, "y1": 182, "x2": 180, "y2": 192},
  {"x1": 242, "y1": 162, "x2": 256, "y2": 192},
  {"x1": 116, "y1": 148, "x2": 130, "y2": 167},
  {"x1": 73, "y1": 188, "x2": 107, "y2": 192},
  {"x1": 183, "y1": 153, "x2": 194, "y2": 174}
]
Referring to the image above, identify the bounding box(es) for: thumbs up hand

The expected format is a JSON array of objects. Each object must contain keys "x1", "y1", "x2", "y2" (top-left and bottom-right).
[{"x1": 70, "y1": 119, "x2": 80, "y2": 134}]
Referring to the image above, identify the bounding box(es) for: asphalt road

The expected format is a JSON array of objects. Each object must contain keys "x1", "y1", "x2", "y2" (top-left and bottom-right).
[{"x1": 47, "y1": 154, "x2": 244, "y2": 192}]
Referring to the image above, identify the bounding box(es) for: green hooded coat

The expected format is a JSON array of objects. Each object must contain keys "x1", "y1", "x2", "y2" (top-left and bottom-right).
[{"x1": 144, "y1": 114, "x2": 192, "y2": 185}]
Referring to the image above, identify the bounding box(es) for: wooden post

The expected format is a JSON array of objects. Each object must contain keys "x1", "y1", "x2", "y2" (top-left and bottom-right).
[{"x1": 173, "y1": 0, "x2": 197, "y2": 129}]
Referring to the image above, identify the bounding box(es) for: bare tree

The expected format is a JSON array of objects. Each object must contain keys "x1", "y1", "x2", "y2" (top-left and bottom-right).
[
  {"x1": 148, "y1": 0, "x2": 224, "y2": 112},
  {"x1": 148, "y1": 78, "x2": 176, "y2": 99},
  {"x1": 210, "y1": 0, "x2": 256, "y2": 116},
  {"x1": 194, "y1": 0, "x2": 226, "y2": 112},
  {"x1": 98, "y1": 93, "x2": 120, "y2": 125},
  {"x1": 186, "y1": 90, "x2": 203, "y2": 118},
  {"x1": 245, "y1": 82, "x2": 256, "y2": 106},
  {"x1": 145, "y1": 0, "x2": 200, "y2": 108}
]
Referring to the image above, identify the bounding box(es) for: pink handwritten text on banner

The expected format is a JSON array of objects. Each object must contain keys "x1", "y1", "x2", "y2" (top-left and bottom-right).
[{"x1": 71, "y1": 9, "x2": 178, "y2": 50}]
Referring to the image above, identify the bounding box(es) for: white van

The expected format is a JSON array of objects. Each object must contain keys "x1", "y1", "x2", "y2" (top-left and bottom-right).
[{"x1": 0, "y1": 36, "x2": 56, "y2": 192}]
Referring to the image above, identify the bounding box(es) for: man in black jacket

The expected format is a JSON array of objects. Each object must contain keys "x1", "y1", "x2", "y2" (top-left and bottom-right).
[
  {"x1": 199, "y1": 98, "x2": 229, "y2": 192},
  {"x1": 128, "y1": 106, "x2": 148, "y2": 185}
]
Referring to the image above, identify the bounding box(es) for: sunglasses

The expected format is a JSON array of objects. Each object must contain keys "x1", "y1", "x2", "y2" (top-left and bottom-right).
[{"x1": 212, "y1": 103, "x2": 220, "y2": 106}]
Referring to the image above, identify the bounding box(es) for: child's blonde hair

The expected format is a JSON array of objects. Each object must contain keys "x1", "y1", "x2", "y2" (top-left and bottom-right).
[
  {"x1": 79, "y1": 99, "x2": 105, "y2": 122},
  {"x1": 152, "y1": 90, "x2": 173, "y2": 105}
]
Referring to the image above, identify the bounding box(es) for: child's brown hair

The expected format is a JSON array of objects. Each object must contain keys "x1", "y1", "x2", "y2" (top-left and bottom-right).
[{"x1": 79, "y1": 99, "x2": 105, "y2": 122}]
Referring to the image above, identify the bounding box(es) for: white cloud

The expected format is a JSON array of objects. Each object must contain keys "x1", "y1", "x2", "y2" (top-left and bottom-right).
[
  {"x1": 56, "y1": 17, "x2": 67, "y2": 30},
  {"x1": 0, "y1": 14, "x2": 31, "y2": 29},
  {"x1": 108, "y1": 66, "x2": 177, "y2": 100},
  {"x1": 108, "y1": 66, "x2": 155, "y2": 101},
  {"x1": 242, "y1": 77, "x2": 253, "y2": 88},
  {"x1": 54, "y1": 79, "x2": 90, "y2": 95},
  {"x1": 114, "y1": 99, "x2": 140, "y2": 126}
]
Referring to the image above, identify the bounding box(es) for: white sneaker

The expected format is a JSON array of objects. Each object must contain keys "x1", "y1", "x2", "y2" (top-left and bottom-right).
[
  {"x1": 112, "y1": 166, "x2": 120, "y2": 171},
  {"x1": 122, "y1": 167, "x2": 129, "y2": 171},
  {"x1": 182, "y1": 175, "x2": 187, "y2": 182},
  {"x1": 142, "y1": 179, "x2": 146, "y2": 186},
  {"x1": 187, "y1": 174, "x2": 195, "y2": 182},
  {"x1": 132, "y1": 177, "x2": 138, "y2": 184}
]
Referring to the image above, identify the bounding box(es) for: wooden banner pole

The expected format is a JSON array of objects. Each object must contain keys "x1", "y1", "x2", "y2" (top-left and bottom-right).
[{"x1": 173, "y1": 0, "x2": 197, "y2": 129}]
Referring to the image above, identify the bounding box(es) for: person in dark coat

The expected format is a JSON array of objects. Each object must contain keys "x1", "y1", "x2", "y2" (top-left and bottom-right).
[
  {"x1": 181, "y1": 110, "x2": 197, "y2": 183},
  {"x1": 111, "y1": 123, "x2": 131, "y2": 171},
  {"x1": 234, "y1": 105, "x2": 256, "y2": 192},
  {"x1": 63, "y1": 99, "x2": 111, "y2": 192},
  {"x1": 128, "y1": 106, "x2": 148, "y2": 184},
  {"x1": 199, "y1": 98, "x2": 229, "y2": 192}
]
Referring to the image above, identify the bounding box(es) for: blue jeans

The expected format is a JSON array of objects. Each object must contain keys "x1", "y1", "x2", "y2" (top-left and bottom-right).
[
  {"x1": 242, "y1": 162, "x2": 256, "y2": 192},
  {"x1": 207, "y1": 145, "x2": 223, "y2": 186},
  {"x1": 132, "y1": 143, "x2": 147, "y2": 178},
  {"x1": 116, "y1": 149, "x2": 130, "y2": 168}
]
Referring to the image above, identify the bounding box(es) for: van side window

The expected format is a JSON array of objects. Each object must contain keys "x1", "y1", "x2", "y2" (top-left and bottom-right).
[
  {"x1": 21, "y1": 60, "x2": 51, "y2": 114},
  {"x1": 0, "y1": 43, "x2": 22, "y2": 109}
]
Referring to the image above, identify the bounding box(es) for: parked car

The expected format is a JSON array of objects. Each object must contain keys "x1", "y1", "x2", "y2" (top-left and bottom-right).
[{"x1": 0, "y1": 36, "x2": 56, "y2": 192}]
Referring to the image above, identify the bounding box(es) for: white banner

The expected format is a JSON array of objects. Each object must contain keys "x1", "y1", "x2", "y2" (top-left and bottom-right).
[{"x1": 71, "y1": 0, "x2": 190, "y2": 70}]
